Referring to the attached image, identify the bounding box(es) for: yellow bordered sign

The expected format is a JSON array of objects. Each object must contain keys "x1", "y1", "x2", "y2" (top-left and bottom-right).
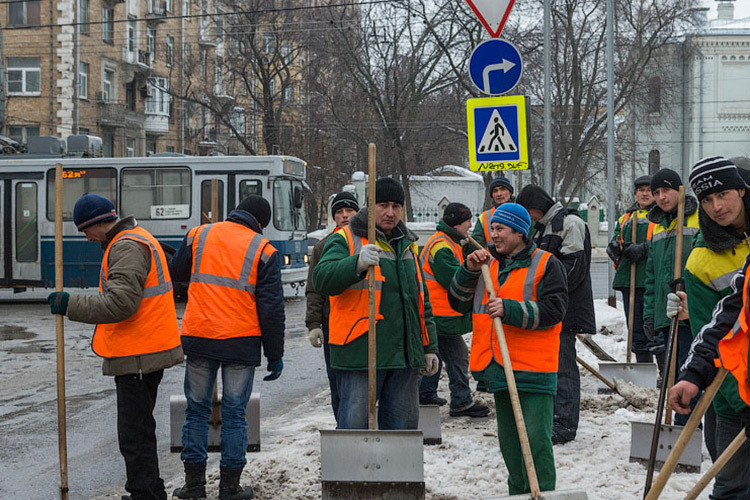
[{"x1": 466, "y1": 95, "x2": 530, "y2": 171}]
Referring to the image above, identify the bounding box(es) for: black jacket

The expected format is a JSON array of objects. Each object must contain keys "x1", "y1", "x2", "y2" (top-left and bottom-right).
[{"x1": 531, "y1": 202, "x2": 596, "y2": 335}]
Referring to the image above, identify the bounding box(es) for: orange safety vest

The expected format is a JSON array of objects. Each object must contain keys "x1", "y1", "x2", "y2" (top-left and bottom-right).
[
  {"x1": 470, "y1": 248, "x2": 562, "y2": 373},
  {"x1": 92, "y1": 226, "x2": 181, "y2": 359},
  {"x1": 328, "y1": 225, "x2": 430, "y2": 346},
  {"x1": 419, "y1": 231, "x2": 463, "y2": 318},
  {"x1": 180, "y1": 221, "x2": 277, "y2": 340},
  {"x1": 718, "y1": 271, "x2": 750, "y2": 406},
  {"x1": 479, "y1": 208, "x2": 495, "y2": 245}
]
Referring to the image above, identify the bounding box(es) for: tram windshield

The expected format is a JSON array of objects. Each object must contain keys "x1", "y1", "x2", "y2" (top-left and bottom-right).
[{"x1": 273, "y1": 178, "x2": 306, "y2": 231}]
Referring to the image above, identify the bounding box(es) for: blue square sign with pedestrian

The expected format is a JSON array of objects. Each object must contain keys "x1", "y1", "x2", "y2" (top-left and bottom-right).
[{"x1": 466, "y1": 95, "x2": 529, "y2": 171}]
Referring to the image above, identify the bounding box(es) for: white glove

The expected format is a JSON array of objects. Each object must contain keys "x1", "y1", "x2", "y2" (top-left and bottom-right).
[
  {"x1": 666, "y1": 291, "x2": 689, "y2": 320},
  {"x1": 308, "y1": 327, "x2": 323, "y2": 348},
  {"x1": 356, "y1": 244, "x2": 381, "y2": 274},
  {"x1": 420, "y1": 353, "x2": 440, "y2": 376}
]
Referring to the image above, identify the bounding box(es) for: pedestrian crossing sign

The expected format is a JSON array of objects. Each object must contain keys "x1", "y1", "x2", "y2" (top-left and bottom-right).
[{"x1": 467, "y1": 95, "x2": 530, "y2": 171}]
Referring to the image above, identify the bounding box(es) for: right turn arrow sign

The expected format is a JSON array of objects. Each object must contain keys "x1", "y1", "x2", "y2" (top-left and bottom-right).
[{"x1": 466, "y1": 0, "x2": 516, "y2": 38}]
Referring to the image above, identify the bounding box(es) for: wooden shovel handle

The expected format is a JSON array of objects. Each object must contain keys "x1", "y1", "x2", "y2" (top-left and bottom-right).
[
  {"x1": 55, "y1": 163, "x2": 69, "y2": 500},
  {"x1": 367, "y1": 143, "x2": 377, "y2": 430},
  {"x1": 665, "y1": 186, "x2": 686, "y2": 426},
  {"x1": 472, "y1": 247, "x2": 542, "y2": 498},
  {"x1": 645, "y1": 368, "x2": 727, "y2": 500},
  {"x1": 684, "y1": 427, "x2": 747, "y2": 500}
]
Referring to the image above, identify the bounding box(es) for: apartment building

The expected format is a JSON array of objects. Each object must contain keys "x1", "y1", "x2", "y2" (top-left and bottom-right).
[{"x1": 1, "y1": 0, "x2": 306, "y2": 157}]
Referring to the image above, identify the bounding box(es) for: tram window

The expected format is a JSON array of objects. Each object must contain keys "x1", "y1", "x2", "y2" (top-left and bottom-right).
[
  {"x1": 239, "y1": 180, "x2": 261, "y2": 199},
  {"x1": 16, "y1": 182, "x2": 38, "y2": 262},
  {"x1": 46, "y1": 168, "x2": 117, "y2": 220},
  {"x1": 200, "y1": 179, "x2": 224, "y2": 224},
  {"x1": 273, "y1": 179, "x2": 306, "y2": 231},
  {"x1": 121, "y1": 167, "x2": 191, "y2": 219}
]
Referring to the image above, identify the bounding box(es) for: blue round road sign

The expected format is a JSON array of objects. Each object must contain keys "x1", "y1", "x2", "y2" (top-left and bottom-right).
[{"x1": 469, "y1": 39, "x2": 523, "y2": 96}]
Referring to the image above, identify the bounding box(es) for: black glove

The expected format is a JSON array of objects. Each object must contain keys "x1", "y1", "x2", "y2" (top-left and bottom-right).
[
  {"x1": 648, "y1": 329, "x2": 666, "y2": 356},
  {"x1": 47, "y1": 292, "x2": 70, "y2": 315},
  {"x1": 606, "y1": 240, "x2": 622, "y2": 265},
  {"x1": 622, "y1": 242, "x2": 648, "y2": 262},
  {"x1": 263, "y1": 359, "x2": 283, "y2": 381}
]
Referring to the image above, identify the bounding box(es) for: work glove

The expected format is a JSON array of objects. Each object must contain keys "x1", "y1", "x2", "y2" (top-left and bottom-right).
[
  {"x1": 606, "y1": 240, "x2": 622, "y2": 265},
  {"x1": 666, "y1": 292, "x2": 689, "y2": 320},
  {"x1": 648, "y1": 330, "x2": 666, "y2": 356},
  {"x1": 356, "y1": 244, "x2": 381, "y2": 274},
  {"x1": 420, "y1": 353, "x2": 440, "y2": 376},
  {"x1": 263, "y1": 359, "x2": 283, "y2": 381},
  {"x1": 622, "y1": 242, "x2": 648, "y2": 263},
  {"x1": 47, "y1": 292, "x2": 70, "y2": 316},
  {"x1": 308, "y1": 327, "x2": 324, "y2": 348}
]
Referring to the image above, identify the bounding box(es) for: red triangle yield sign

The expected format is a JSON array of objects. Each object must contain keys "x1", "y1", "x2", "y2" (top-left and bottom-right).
[{"x1": 466, "y1": 0, "x2": 516, "y2": 38}]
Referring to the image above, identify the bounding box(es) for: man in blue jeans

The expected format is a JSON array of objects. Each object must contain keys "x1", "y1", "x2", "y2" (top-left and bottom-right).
[{"x1": 169, "y1": 195, "x2": 285, "y2": 500}]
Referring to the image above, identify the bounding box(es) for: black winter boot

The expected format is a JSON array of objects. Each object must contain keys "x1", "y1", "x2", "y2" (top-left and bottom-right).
[
  {"x1": 173, "y1": 462, "x2": 207, "y2": 499},
  {"x1": 219, "y1": 466, "x2": 254, "y2": 500}
]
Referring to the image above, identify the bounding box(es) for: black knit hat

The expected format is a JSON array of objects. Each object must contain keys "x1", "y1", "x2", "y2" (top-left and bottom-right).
[
  {"x1": 634, "y1": 175, "x2": 651, "y2": 190},
  {"x1": 375, "y1": 177, "x2": 405, "y2": 205},
  {"x1": 515, "y1": 185, "x2": 555, "y2": 215},
  {"x1": 331, "y1": 191, "x2": 359, "y2": 217},
  {"x1": 73, "y1": 194, "x2": 118, "y2": 231},
  {"x1": 442, "y1": 202, "x2": 472, "y2": 227},
  {"x1": 650, "y1": 168, "x2": 683, "y2": 193},
  {"x1": 237, "y1": 195, "x2": 272, "y2": 228},
  {"x1": 689, "y1": 156, "x2": 747, "y2": 201},
  {"x1": 489, "y1": 176, "x2": 514, "y2": 195}
]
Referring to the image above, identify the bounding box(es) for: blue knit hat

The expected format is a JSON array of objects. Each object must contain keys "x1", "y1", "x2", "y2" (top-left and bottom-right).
[
  {"x1": 491, "y1": 203, "x2": 531, "y2": 235},
  {"x1": 73, "y1": 194, "x2": 118, "y2": 231},
  {"x1": 489, "y1": 176, "x2": 514, "y2": 195}
]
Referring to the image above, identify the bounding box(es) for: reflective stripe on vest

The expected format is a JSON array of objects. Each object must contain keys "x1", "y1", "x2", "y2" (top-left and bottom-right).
[
  {"x1": 419, "y1": 231, "x2": 463, "y2": 318},
  {"x1": 92, "y1": 226, "x2": 180, "y2": 359},
  {"x1": 328, "y1": 226, "x2": 429, "y2": 346},
  {"x1": 481, "y1": 208, "x2": 494, "y2": 244},
  {"x1": 180, "y1": 221, "x2": 275, "y2": 340},
  {"x1": 718, "y1": 270, "x2": 750, "y2": 406},
  {"x1": 469, "y1": 248, "x2": 562, "y2": 373}
]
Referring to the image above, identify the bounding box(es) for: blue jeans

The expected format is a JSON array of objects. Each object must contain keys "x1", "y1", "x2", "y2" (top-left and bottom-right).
[
  {"x1": 709, "y1": 413, "x2": 750, "y2": 499},
  {"x1": 335, "y1": 368, "x2": 420, "y2": 430},
  {"x1": 419, "y1": 334, "x2": 473, "y2": 410},
  {"x1": 180, "y1": 355, "x2": 255, "y2": 469},
  {"x1": 553, "y1": 334, "x2": 579, "y2": 441}
]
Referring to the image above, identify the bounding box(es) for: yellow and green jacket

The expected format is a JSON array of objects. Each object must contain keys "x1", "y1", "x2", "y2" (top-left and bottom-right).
[
  {"x1": 684, "y1": 207, "x2": 750, "y2": 419},
  {"x1": 611, "y1": 202, "x2": 656, "y2": 289},
  {"x1": 644, "y1": 196, "x2": 700, "y2": 331}
]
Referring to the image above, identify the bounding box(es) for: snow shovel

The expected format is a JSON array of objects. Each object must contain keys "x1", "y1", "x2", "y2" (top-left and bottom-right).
[
  {"x1": 575, "y1": 356, "x2": 646, "y2": 409},
  {"x1": 320, "y1": 144, "x2": 425, "y2": 500},
  {"x1": 467, "y1": 239, "x2": 587, "y2": 500},
  {"x1": 54, "y1": 163, "x2": 70, "y2": 500},
  {"x1": 644, "y1": 368, "x2": 727, "y2": 499},
  {"x1": 596, "y1": 211, "x2": 657, "y2": 392},
  {"x1": 640, "y1": 185, "x2": 702, "y2": 493}
]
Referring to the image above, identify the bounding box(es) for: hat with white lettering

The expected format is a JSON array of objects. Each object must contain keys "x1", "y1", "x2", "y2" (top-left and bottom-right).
[{"x1": 689, "y1": 156, "x2": 746, "y2": 201}]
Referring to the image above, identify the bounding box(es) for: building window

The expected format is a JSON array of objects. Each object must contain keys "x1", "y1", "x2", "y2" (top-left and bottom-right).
[
  {"x1": 126, "y1": 137, "x2": 135, "y2": 157},
  {"x1": 166, "y1": 145, "x2": 175, "y2": 152},
  {"x1": 102, "y1": 132, "x2": 114, "y2": 157},
  {"x1": 126, "y1": 81, "x2": 136, "y2": 111},
  {"x1": 166, "y1": 35, "x2": 174, "y2": 67},
  {"x1": 146, "y1": 28, "x2": 155, "y2": 62},
  {"x1": 268, "y1": 78, "x2": 275, "y2": 97},
  {"x1": 648, "y1": 149, "x2": 660, "y2": 176},
  {"x1": 127, "y1": 17, "x2": 136, "y2": 52},
  {"x1": 79, "y1": 0, "x2": 89, "y2": 33},
  {"x1": 7, "y1": 125, "x2": 39, "y2": 144},
  {"x1": 647, "y1": 77, "x2": 661, "y2": 114},
  {"x1": 284, "y1": 84, "x2": 294, "y2": 103},
  {"x1": 145, "y1": 77, "x2": 170, "y2": 115},
  {"x1": 102, "y1": 8, "x2": 114, "y2": 43},
  {"x1": 7, "y1": 57, "x2": 41, "y2": 95},
  {"x1": 146, "y1": 139, "x2": 157, "y2": 155},
  {"x1": 102, "y1": 69, "x2": 114, "y2": 102},
  {"x1": 8, "y1": 0, "x2": 40, "y2": 26},
  {"x1": 181, "y1": 0, "x2": 189, "y2": 16},
  {"x1": 165, "y1": 0, "x2": 172, "y2": 12},
  {"x1": 230, "y1": 108, "x2": 246, "y2": 137},
  {"x1": 214, "y1": 59, "x2": 225, "y2": 95},
  {"x1": 78, "y1": 61, "x2": 88, "y2": 99},
  {"x1": 262, "y1": 32, "x2": 274, "y2": 54},
  {"x1": 281, "y1": 42, "x2": 292, "y2": 63},
  {"x1": 200, "y1": 48, "x2": 207, "y2": 79}
]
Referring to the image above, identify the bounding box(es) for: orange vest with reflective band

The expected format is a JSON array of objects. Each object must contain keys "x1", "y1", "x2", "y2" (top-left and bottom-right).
[
  {"x1": 480, "y1": 208, "x2": 495, "y2": 244},
  {"x1": 92, "y1": 226, "x2": 181, "y2": 358},
  {"x1": 470, "y1": 248, "x2": 562, "y2": 373},
  {"x1": 180, "y1": 221, "x2": 276, "y2": 339},
  {"x1": 420, "y1": 231, "x2": 463, "y2": 317},
  {"x1": 718, "y1": 271, "x2": 750, "y2": 406}
]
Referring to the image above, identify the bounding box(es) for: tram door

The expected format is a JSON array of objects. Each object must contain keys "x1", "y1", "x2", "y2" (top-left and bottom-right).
[
  {"x1": 197, "y1": 175, "x2": 227, "y2": 224},
  {"x1": 0, "y1": 177, "x2": 42, "y2": 286}
]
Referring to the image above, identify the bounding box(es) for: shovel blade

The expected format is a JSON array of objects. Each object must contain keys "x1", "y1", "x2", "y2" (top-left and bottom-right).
[
  {"x1": 503, "y1": 489, "x2": 589, "y2": 499},
  {"x1": 629, "y1": 421, "x2": 702, "y2": 472},
  {"x1": 596, "y1": 362, "x2": 657, "y2": 393}
]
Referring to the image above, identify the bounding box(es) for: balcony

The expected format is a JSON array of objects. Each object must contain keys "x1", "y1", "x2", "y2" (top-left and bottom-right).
[
  {"x1": 145, "y1": 3, "x2": 167, "y2": 24},
  {"x1": 144, "y1": 114, "x2": 169, "y2": 134},
  {"x1": 97, "y1": 102, "x2": 127, "y2": 128}
]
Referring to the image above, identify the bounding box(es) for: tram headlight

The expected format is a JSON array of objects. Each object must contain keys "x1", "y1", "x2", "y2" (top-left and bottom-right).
[
  {"x1": 283, "y1": 254, "x2": 291, "y2": 266},
  {"x1": 303, "y1": 253, "x2": 309, "y2": 264}
]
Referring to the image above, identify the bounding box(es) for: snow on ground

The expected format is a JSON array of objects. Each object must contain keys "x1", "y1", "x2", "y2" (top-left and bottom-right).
[{"x1": 92, "y1": 299, "x2": 712, "y2": 499}]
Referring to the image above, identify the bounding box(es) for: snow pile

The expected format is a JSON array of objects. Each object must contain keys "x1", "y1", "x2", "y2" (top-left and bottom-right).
[{"x1": 95, "y1": 299, "x2": 713, "y2": 499}]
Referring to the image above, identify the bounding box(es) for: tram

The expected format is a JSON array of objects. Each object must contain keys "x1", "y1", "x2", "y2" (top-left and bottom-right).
[{"x1": 0, "y1": 135, "x2": 309, "y2": 296}]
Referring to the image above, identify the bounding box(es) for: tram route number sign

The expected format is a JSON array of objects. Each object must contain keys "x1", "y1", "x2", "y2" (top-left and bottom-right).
[
  {"x1": 466, "y1": 95, "x2": 531, "y2": 171},
  {"x1": 151, "y1": 204, "x2": 190, "y2": 219}
]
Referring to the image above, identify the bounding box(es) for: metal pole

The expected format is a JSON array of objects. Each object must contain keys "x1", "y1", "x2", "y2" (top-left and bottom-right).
[
  {"x1": 606, "y1": 0, "x2": 616, "y2": 306},
  {"x1": 543, "y1": 0, "x2": 551, "y2": 194}
]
